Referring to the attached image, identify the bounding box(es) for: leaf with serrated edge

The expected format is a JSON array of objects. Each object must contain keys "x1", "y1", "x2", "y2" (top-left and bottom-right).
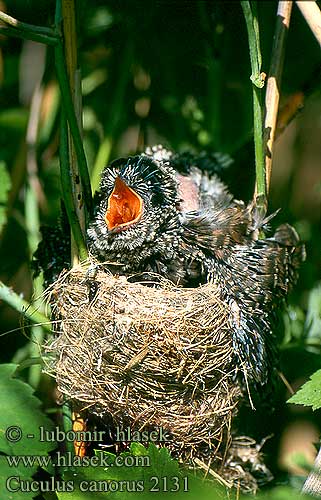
[
  {"x1": 59, "y1": 442, "x2": 224, "y2": 499},
  {"x1": 288, "y1": 369, "x2": 321, "y2": 410}
]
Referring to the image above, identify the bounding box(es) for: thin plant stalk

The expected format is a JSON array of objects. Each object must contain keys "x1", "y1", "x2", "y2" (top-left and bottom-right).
[
  {"x1": 241, "y1": 1, "x2": 266, "y2": 214},
  {"x1": 25, "y1": 252, "x2": 45, "y2": 387},
  {"x1": 0, "y1": 10, "x2": 58, "y2": 45},
  {"x1": 296, "y1": 1, "x2": 321, "y2": 47},
  {"x1": 54, "y1": 45, "x2": 92, "y2": 218},
  {"x1": 62, "y1": 404, "x2": 76, "y2": 457},
  {"x1": 60, "y1": 110, "x2": 88, "y2": 261},
  {"x1": 55, "y1": 0, "x2": 90, "y2": 263},
  {"x1": 55, "y1": 0, "x2": 92, "y2": 223},
  {"x1": 265, "y1": 1, "x2": 293, "y2": 196},
  {"x1": 0, "y1": 281, "x2": 50, "y2": 330},
  {"x1": 61, "y1": 0, "x2": 86, "y2": 242},
  {"x1": 56, "y1": 0, "x2": 88, "y2": 455},
  {"x1": 0, "y1": 26, "x2": 57, "y2": 46},
  {"x1": 25, "y1": 82, "x2": 46, "y2": 388},
  {"x1": 0, "y1": 6, "x2": 93, "y2": 221}
]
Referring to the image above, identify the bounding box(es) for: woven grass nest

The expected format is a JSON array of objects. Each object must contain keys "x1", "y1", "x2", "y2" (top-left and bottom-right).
[{"x1": 44, "y1": 260, "x2": 248, "y2": 474}]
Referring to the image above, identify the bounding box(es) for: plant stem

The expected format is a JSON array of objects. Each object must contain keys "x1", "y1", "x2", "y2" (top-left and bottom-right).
[
  {"x1": 0, "y1": 6, "x2": 92, "y2": 222},
  {"x1": 0, "y1": 10, "x2": 57, "y2": 36},
  {"x1": 55, "y1": 46, "x2": 92, "y2": 216},
  {"x1": 25, "y1": 86, "x2": 45, "y2": 388},
  {"x1": 54, "y1": 0, "x2": 92, "y2": 221},
  {"x1": 0, "y1": 10, "x2": 58, "y2": 45},
  {"x1": 62, "y1": 0, "x2": 88, "y2": 264},
  {"x1": 62, "y1": 404, "x2": 76, "y2": 457},
  {"x1": 241, "y1": 1, "x2": 266, "y2": 214},
  {"x1": 0, "y1": 26, "x2": 57, "y2": 45},
  {"x1": 265, "y1": 1, "x2": 293, "y2": 196},
  {"x1": 296, "y1": 1, "x2": 321, "y2": 47},
  {"x1": 0, "y1": 281, "x2": 51, "y2": 331},
  {"x1": 60, "y1": 109, "x2": 88, "y2": 260}
]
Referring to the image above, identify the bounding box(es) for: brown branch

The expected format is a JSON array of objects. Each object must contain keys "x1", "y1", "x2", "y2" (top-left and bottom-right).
[{"x1": 264, "y1": 1, "x2": 293, "y2": 197}]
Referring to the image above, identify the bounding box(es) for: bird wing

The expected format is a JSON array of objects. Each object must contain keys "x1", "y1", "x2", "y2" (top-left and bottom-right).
[
  {"x1": 181, "y1": 209, "x2": 304, "y2": 385},
  {"x1": 181, "y1": 205, "x2": 252, "y2": 257}
]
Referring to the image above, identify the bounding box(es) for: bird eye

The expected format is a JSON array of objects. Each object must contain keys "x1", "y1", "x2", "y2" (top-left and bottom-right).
[{"x1": 105, "y1": 177, "x2": 143, "y2": 231}]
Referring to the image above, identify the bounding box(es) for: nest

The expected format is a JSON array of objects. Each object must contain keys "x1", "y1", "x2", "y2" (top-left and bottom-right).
[{"x1": 44, "y1": 260, "x2": 245, "y2": 471}]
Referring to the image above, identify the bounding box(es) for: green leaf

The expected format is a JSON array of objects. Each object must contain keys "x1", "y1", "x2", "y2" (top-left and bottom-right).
[
  {"x1": 57, "y1": 442, "x2": 224, "y2": 499},
  {"x1": 0, "y1": 363, "x2": 56, "y2": 498},
  {"x1": 0, "y1": 364, "x2": 56, "y2": 456},
  {"x1": 0, "y1": 457, "x2": 35, "y2": 500},
  {"x1": 288, "y1": 369, "x2": 321, "y2": 410},
  {"x1": 129, "y1": 442, "x2": 148, "y2": 456},
  {"x1": 0, "y1": 161, "x2": 11, "y2": 234}
]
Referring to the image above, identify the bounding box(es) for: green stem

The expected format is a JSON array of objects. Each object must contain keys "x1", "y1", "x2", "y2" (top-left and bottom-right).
[
  {"x1": 241, "y1": 1, "x2": 266, "y2": 213},
  {"x1": 60, "y1": 110, "x2": 88, "y2": 260},
  {"x1": 0, "y1": 10, "x2": 58, "y2": 37},
  {"x1": 15, "y1": 357, "x2": 44, "y2": 371},
  {"x1": 26, "y1": 187, "x2": 45, "y2": 388},
  {"x1": 55, "y1": 42, "x2": 92, "y2": 216},
  {"x1": 0, "y1": 26, "x2": 58, "y2": 45},
  {"x1": 62, "y1": 403, "x2": 76, "y2": 457},
  {"x1": 0, "y1": 281, "x2": 51, "y2": 332},
  {"x1": 54, "y1": 0, "x2": 92, "y2": 219},
  {"x1": 0, "y1": 5, "x2": 92, "y2": 219},
  {"x1": 0, "y1": 10, "x2": 58, "y2": 45},
  {"x1": 25, "y1": 83, "x2": 46, "y2": 388}
]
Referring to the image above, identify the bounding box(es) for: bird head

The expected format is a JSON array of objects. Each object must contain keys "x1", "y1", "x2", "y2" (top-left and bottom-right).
[{"x1": 87, "y1": 154, "x2": 181, "y2": 258}]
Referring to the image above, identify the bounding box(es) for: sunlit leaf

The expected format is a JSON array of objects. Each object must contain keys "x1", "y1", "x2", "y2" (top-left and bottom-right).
[{"x1": 288, "y1": 369, "x2": 321, "y2": 410}]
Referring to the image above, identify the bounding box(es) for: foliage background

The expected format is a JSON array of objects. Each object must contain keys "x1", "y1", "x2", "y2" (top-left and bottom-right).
[{"x1": 0, "y1": 0, "x2": 320, "y2": 498}]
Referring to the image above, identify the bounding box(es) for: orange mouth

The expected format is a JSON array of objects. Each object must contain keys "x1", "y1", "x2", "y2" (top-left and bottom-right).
[{"x1": 105, "y1": 177, "x2": 143, "y2": 231}]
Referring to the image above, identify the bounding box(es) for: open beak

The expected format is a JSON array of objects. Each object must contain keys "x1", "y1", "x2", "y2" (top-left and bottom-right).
[{"x1": 105, "y1": 177, "x2": 143, "y2": 231}]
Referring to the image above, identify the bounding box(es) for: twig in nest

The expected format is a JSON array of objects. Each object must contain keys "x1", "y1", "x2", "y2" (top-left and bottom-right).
[{"x1": 193, "y1": 457, "x2": 233, "y2": 488}]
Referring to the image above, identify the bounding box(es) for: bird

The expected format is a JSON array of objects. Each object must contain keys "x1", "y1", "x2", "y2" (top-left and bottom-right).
[{"x1": 87, "y1": 145, "x2": 305, "y2": 386}]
